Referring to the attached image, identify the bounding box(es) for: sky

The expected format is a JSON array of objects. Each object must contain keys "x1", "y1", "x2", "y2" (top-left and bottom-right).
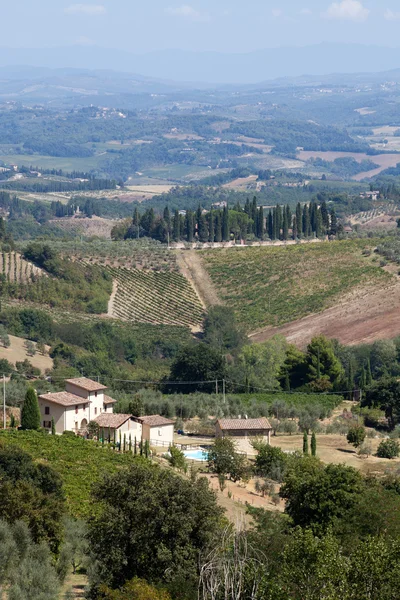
[{"x1": 2, "y1": 0, "x2": 400, "y2": 54}]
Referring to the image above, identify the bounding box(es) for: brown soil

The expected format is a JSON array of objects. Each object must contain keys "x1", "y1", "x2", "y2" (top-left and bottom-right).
[
  {"x1": 250, "y1": 277, "x2": 400, "y2": 348},
  {"x1": 50, "y1": 216, "x2": 118, "y2": 239},
  {"x1": 176, "y1": 250, "x2": 221, "y2": 307},
  {"x1": 107, "y1": 280, "x2": 118, "y2": 317}
]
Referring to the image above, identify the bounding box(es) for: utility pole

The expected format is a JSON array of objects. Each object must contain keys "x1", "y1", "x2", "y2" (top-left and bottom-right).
[{"x1": 3, "y1": 375, "x2": 5, "y2": 429}]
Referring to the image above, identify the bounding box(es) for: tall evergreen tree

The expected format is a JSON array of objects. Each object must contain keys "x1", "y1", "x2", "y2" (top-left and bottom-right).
[
  {"x1": 296, "y1": 203, "x2": 302, "y2": 239},
  {"x1": 282, "y1": 210, "x2": 289, "y2": 241},
  {"x1": 222, "y1": 206, "x2": 229, "y2": 241},
  {"x1": 198, "y1": 214, "x2": 209, "y2": 242},
  {"x1": 185, "y1": 211, "x2": 194, "y2": 242},
  {"x1": 208, "y1": 210, "x2": 215, "y2": 242},
  {"x1": 251, "y1": 197, "x2": 257, "y2": 235},
  {"x1": 172, "y1": 210, "x2": 180, "y2": 242},
  {"x1": 132, "y1": 207, "x2": 140, "y2": 239},
  {"x1": 292, "y1": 215, "x2": 298, "y2": 240},
  {"x1": 215, "y1": 211, "x2": 222, "y2": 242},
  {"x1": 330, "y1": 207, "x2": 338, "y2": 235},
  {"x1": 320, "y1": 200, "x2": 329, "y2": 229},
  {"x1": 275, "y1": 204, "x2": 282, "y2": 239},
  {"x1": 268, "y1": 210, "x2": 274, "y2": 240},
  {"x1": 163, "y1": 206, "x2": 171, "y2": 236},
  {"x1": 311, "y1": 432, "x2": 317, "y2": 457},
  {"x1": 257, "y1": 206, "x2": 264, "y2": 239},
  {"x1": 315, "y1": 208, "x2": 323, "y2": 238},
  {"x1": 21, "y1": 388, "x2": 40, "y2": 431},
  {"x1": 347, "y1": 361, "x2": 355, "y2": 401},
  {"x1": 303, "y1": 204, "x2": 311, "y2": 237},
  {"x1": 303, "y1": 431, "x2": 309, "y2": 454}
]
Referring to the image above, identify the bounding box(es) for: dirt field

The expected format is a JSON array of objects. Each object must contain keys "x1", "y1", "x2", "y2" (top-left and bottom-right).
[
  {"x1": 297, "y1": 150, "x2": 400, "y2": 180},
  {"x1": 250, "y1": 275, "x2": 400, "y2": 347},
  {"x1": 0, "y1": 335, "x2": 53, "y2": 373},
  {"x1": 50, "y1": 216, "x2": 119, "y2": 239},
  {"x1": 223, "y1": 175, "x2": 259, "y2": 189}
]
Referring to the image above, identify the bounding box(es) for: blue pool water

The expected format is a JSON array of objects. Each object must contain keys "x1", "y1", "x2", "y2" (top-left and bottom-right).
[{"x1": 183, "y1": 449, "x2": 207, "y2": 461}]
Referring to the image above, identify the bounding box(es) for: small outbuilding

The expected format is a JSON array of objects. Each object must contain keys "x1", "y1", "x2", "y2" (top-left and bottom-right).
[
  {"x1": 92, "y1": 412, "x2": 142, "y2": 440},
  {"x1": 216, "y1": 417, "x2": 272, "y2": 444},
  {"x1": 133, "y1": 415, "x2": 175, "y2": 448}
]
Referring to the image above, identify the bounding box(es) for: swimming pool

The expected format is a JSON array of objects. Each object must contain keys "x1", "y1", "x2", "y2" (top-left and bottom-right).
[{"x1": 183, "y1": 449, "x2": 207, "y2": 461}]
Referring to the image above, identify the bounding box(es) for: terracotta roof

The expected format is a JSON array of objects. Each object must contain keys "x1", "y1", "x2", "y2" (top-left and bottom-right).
[
  {"x1": 39, "y1": 392, "x2": 88, "y2": 407},
  {"x1": 138, "y1": 415, "x2": 175, "y2": 427},
  {"x1": 217, "y1": 417, "x2": 272, "y2": 431},
  {"x1": 65, "y1": 378, "x2": 107, "y2": 392},
  {"x1": 103, "y1": 395, "x2": 117, "y2": 405},
  {"x1": 93, "y1": 413, "x2": 133, "y2": 428}
]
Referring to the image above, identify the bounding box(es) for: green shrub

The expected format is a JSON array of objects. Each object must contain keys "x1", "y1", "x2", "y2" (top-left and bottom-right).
[{"x1": 377, "y1": 439, "x2": 400, "y2": 459}]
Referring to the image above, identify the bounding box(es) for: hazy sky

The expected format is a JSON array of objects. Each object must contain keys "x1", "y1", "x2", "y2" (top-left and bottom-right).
[{"x1": 3, "y1": 1, "x2": 400, "y2": 53}]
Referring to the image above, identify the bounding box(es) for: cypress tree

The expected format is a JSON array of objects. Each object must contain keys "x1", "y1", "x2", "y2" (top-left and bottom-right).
[
  {"x1": 272, "y1": 207, "x2": 277, "y2": 240},
  {"x1": 129, "y1": 434, "x2": 132, "y2": 452},
  {"x1": 119, "y1": 430, "x2": 122, "y2": 452},
  {"x1": 185, "y1": 211, "x2": 193, "y2": 242},
  {"x1": 257, "y1": 206, "x2": 264, "y2": 239},
  {"x1": 296, "y1": 203, "x2": 302, "y2": 239},
  {"x1": 173, "y1": 210, "x2": 180, "y2": 242},
  {"x1": 303, "y1": 431, "x2": 309, "y2": 454},
  {"x1": 268, "y1": 210, "x2": 273, "y2": 239},
  {"x1": 134, "y1": 436, "x2": 137, "y2": 455},
  {"x1": 275, "y1": 204, "x2": 282, "y2": 239},
  {"x1": 244, "y1": 198, "x2": 250, "y2": 216},
  {"x1": 215, "y1": 211, "x2": 222, "y2": 242},
  {"x1": 284, "y1": 371, "x2": 290, "y2": 391},
  {"x1": 123, "y1": 434, "x2": 126, "y2": 453},
  {"x1": 132, "y1": 207, "x2": 140, "y2": 239},
  {"x1": 163, "y1": 206, "x2": 171, "y2": 235},
  {"x1": 315, "y1": 208, "x2": 323, "y2": 238},
  {"x1": 311, "y1": 432, "x2": 317, "y2": 457},
  {"x1": 320, "y1": 200, "x2": 329, "y2": 229},
  {"x1": 330, "y1": 208, "x2": 338, "y2": 235},
  {"x1": 198, "y1": 214, "x2": 209, "y2": 242},
  {"x1": 292, "y1": 215, "x2": 297, "y2": 240},
  {"x1": 208, "y1": 210, "x2": 215, "y2": 242},
  {"x1": 51, "y1": 417, "x2": 55, "y2": 435},
  {"x1": 310, "y1": 201, "x2": 317, "y2": 233},
  {"x1": 251, "y1": 197, "x2": 257, "y2": 234},
  {"x1": 222, "y1": 206, "x2": 229, "y2": 241},
  {"x1": 21, "y1": 388, "x2": 40, "y2": 431},
  {"x1": 303, "y1": 204, "x2": 311, "y2": 237},
  {"x1": 282, "y1": 210, "x2": 289, "y2": 241},
  {"x1": 359, "y1": 367, "x2": 366, "y2": 391}
]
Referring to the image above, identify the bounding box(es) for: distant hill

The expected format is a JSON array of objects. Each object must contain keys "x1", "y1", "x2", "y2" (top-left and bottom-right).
[{"x1": 1, "y1": 43, "x2": 400, "y2": 84}]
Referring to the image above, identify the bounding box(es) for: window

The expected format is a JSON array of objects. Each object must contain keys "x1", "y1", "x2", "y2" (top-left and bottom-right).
[
  {"x1": 95, "y1": 391, "x2": 97, "y2": 397},
  {"x1": 43, "y1": 421, "x2": 51, "y2": 428},
  {"x1": 45, "y1": 407, "x2": 50, "y2": 415},
  {"x1": 158, "y1": 429, "x2": 162, "y2": 436},
  {"x1": 95, "y1": 407, "x2": 97, "y2": 415},
  {"x1": 75, "y1": 406, "x2": 78, "y2": 414}
]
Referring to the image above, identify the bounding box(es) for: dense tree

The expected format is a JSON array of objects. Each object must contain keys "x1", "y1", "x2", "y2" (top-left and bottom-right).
[
  {"x1": 203, "y1": 306, "x2": 246, "y2": 355},
  {"x1": 347, "y1": 425, "x2": 366, "y2": 449},
  {"x1": 167, "y1": 344, "x2": 226, "y2": 393},
  {"x1": 306, "y1": 336, "x2": 344, "y2": 390},
  {"x1": 88, "y1": 459, "x2": 223, "y2": 595},
  {"x1": 365, "y1": 377, "x2": 400, "y2": 429}
]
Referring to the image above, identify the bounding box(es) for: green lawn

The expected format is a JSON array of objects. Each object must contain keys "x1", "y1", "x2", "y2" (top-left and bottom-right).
[{"x1": 201, "y1": 239, "x2": 392, "y2": 332}]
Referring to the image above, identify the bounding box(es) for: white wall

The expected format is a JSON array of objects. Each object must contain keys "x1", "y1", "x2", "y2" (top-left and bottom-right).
[
  {"x1": 38, "y1": 401, "x2": 65, "y2": 434},
  {"x1": 144, "y1": 424, "x2": 174, "y2": 447}
]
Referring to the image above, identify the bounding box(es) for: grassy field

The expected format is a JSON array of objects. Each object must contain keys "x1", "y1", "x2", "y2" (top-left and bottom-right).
[
  {"x1": 231, "y1": 392, "x2": 343, "y2": 411},
  {"x1": 0, "y1": 431, "x2": 136, "y2": 518},
  {"x1": 0, "y1": 153, "x2": 107, "y2": 172},
  {"x1": 201, "y1": 239, "x2": 392, "y2": 332}
]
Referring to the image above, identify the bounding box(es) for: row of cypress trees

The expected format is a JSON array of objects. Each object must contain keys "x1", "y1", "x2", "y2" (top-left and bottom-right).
[{"x1": 123, "y1": 199, "x2": 339, "y2": 243}]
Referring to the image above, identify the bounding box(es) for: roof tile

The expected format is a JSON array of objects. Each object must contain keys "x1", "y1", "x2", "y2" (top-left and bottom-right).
[
  {"x1": 39, "y1": 392, "x2": 88, "y2": 407},
  {"x1": 65, "y1": 378, "x2": 107, "y2": 392},
  {"x1": 217, "y1": 417, "x2": 272, "y2": 431}
]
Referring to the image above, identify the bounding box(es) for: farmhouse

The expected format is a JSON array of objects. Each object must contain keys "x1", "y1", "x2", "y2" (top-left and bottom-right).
[
  {"x1": 216, "y1": 417, "x2": 272, "y2": 444},
  {"x1": 38, "y1": 377, "x2": 117, "y2": 435}
]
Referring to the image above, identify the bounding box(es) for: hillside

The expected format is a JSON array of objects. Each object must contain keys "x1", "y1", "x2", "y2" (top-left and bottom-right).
[{"x1": 200, "y1": 239, "x2": 398, "y2": 343}]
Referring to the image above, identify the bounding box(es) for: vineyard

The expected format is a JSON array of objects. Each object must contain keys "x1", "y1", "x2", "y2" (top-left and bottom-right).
[
  {"x1": 201, "y1": 239, "x2": 392, "y2": 332},
  {"x1": 0, "y1": 251, "x2": 45, "y2": 283},
  {"x1": 105, "y1": 265, "x2": 204, "y2": 327}
]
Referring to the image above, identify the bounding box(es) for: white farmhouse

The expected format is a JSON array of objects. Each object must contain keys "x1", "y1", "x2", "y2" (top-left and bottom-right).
[
  {"x1": 92, "y1": 412, "x2": 142, "y2": 441},
  {"x1": 38, "y1": 377, "x2": 117, "y2": 435}
]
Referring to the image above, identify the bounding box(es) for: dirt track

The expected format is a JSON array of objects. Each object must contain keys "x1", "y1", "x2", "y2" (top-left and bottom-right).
[
  {"x1": 250, "y1": 277, "x2": 400, "y2": 348},
  {"x1": 177, "y1": 250, "x2": 221, "y2": 308}
]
